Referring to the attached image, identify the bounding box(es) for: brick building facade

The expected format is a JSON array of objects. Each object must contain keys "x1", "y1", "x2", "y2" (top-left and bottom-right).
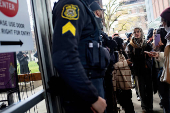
[{"x1": 145, "y1": 0, "x2": 170, "y2": 28}]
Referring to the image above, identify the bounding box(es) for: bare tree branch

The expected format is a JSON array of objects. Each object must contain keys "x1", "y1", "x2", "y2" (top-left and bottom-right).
[
  {"x1": 104, "y1": 0, "x2": 135, "y2": 34},
  {"x1": 109, "y1": 14, "x2": 122, "y2": 28}
]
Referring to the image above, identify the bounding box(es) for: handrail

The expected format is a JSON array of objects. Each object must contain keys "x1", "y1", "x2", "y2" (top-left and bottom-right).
[{"x1": 1, "y1": 90, "x2": 45, "y2": 113}]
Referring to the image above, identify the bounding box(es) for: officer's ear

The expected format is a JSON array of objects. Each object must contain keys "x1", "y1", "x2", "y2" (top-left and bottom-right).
[
  {"x1": 98, "y1": 10, "x2": 102, "y2": 17},
  {"x1": 94, "y1": 10, "x2": 100, "y2": 18}
]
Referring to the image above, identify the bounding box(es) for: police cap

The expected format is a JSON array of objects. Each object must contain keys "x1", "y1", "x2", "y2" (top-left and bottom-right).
[{"x1": 89, "y1": 1, "x2": 105, "y2": 11}]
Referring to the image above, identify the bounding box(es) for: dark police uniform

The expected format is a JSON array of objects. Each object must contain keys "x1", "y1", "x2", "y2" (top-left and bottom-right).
[
  {"x1": 52, "y1": 0, "x2": 109, "y2": 112},
  {"x1": 89, "y1": 2, "x2": 119, "y2": 112}
]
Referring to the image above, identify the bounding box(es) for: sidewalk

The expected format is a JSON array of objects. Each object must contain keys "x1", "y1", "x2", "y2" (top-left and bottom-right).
[
  {"x1": 33, "y1": 87, "x2": 163, "y2": 113},
  {"x1": 3, "y1": 85, "x2": 162, "y2": 113},
  {"x1": 119, "y1": 89, "x2": 163, "y2": 113}
]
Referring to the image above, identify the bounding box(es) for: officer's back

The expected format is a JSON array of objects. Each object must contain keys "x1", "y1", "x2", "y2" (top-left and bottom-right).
[{"x1": 52, "y1": 0, "x2": 107, "y2": 113}]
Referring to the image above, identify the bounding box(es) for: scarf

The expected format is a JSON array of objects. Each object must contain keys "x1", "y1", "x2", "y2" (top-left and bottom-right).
[
  {"x1": 130, "y1": 37, "x2": 146, "y2": 48},
  {"x1": 164, "y1": 30, "x2": 170, "y2": 46},
  {"x1": 165, "y1": 31, "x2": 170, "y2": 40}
]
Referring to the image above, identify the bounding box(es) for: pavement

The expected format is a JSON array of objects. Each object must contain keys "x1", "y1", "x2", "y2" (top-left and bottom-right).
[
  {"x1": 0, "y1": 85, "x2": 164, "y2": 113},
  {"x1": 119, "y1": 89, "x2": 163, "y2": 113},
  {"x1": 32, "y1": 86, "x2": 163, "y2": 113}
]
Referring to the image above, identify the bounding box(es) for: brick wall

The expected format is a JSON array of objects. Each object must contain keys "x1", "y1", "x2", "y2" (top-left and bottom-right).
[{"x1": 152, "y1": 0, "x2": 170, "y2": 19}]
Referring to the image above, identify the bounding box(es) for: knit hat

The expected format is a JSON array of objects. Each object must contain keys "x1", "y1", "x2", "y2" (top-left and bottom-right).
[
  {"x1": 147, "y1": 28, "x2": 154, "y2": 40},
  {"x1": 125, "y1": 33, "x2": 132, "y2": 38},
  {"x1": 160, "y1": 7, "x2": 170, "y2": 21}
]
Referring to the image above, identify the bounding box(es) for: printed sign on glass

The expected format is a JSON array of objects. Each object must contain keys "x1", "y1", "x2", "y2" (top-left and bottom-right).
[
  {"x1": 0, "y1": 0, "x2": 34, "y2": 53},
  {"x1": 0, "y1": 52, "x2": 17, "y2": 89}
]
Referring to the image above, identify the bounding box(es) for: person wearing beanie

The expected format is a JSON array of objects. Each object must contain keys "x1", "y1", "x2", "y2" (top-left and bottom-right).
[
  {"x1": 125, "y1": 32, "x2": 132, "y2": 53},
  {"x1": 160, "y1": 7, "x2": 170, "y2": 34},
  {"x1": 153, "y1": 26, "x2": 169, "y2": 112},
  {"x1": 156, "y1": 7, "x2": 170, "y2": 82},
  {"x1": 150, "y1": 7, "x2": 170, "y2": 113},
  {"x1": 127, "y1": 32, "x2": 132, "y2": 39},
  {"x1": 127, "y1": 27, "x2": 153, "y2": 113},
  {"x1": 125, "y1": 32, "x2": 132, "y2": 46}
]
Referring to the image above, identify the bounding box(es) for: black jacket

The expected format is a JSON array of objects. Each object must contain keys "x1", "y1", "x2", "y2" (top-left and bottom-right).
[
  {"x1": 17, "y1": 52, "x2": 28, "y2": 65},
  {"x1": 127, "y1": 40, "x2": 152, "y2": 76},
  {"x1": 52, "y1": 0, "x2": 98, "y2": 105},
  {"x1": 156, "y1": 27, "x2": 167, "y2": 52}
]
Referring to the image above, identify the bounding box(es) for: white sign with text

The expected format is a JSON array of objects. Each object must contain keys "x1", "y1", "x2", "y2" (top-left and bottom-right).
[{"x1": 0, "y1": 0, "x2": 34, "y2": 53}]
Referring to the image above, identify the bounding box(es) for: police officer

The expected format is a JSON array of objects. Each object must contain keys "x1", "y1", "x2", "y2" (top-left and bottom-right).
[
  {"x1": 17, "y1": 51, "x2": 29, "y2": 74},
  {"x1": 89, "y1": 2, "x2": 119, "y2": 113},
  {"x1": 52, "y1": 0, "x2": 107, "y2": 113},
  {"x1": 88, "y1": 0, "x2": 108, "y2": 101}
]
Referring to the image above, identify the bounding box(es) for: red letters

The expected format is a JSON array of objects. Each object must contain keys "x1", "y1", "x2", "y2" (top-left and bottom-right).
[{"x1": 0, "y1": 0, "x2": 19, "y2": 17}]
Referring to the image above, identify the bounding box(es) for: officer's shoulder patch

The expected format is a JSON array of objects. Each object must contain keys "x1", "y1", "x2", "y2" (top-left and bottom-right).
[{"x1": 61, "y1": 4, "x2": 79, "y2": 20}]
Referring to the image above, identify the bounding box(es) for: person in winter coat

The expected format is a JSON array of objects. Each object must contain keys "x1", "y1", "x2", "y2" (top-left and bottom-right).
[
  {"x1": 149, "y1": 7, "x2": 170, "y2": 113},
  {"x1": 112, "y1": 37, "x2": 135, "y2": 113},
  {"x1": 113, "y1": 34, "x2": 128, "y2": 59},
  {"x1": 153, "y1": 26, "x2": 168, "y2": 112},
  {"x1": 17, "y1": 51, "x2": 29, "y2": 74},
  {"x1": 125, "y1": 32, "x2": 132, "y2": 46},
  {"x1": 125, "y1": 32, "x2": 141, "y2": 101},
  {"x1": 147, "y1": 28, "x2": 154, "y2": 43},
  {"x1": 127, "y1": 27, "x2": 153, "y2": 113}
]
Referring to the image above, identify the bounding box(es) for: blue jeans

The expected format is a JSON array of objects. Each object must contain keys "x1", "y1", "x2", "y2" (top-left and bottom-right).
[{"x1": 90, "y1": 78, "x2": 105, "y2": 98}]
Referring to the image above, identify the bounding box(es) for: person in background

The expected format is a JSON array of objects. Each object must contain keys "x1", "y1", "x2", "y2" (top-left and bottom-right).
[
  {"x1": 9, "y1": 62, "x2": 16, "y2": 87},
  {"x1": 112, "y1": 33, "x2": 119, "y2": 39},
  {"x1": 112, "y1": 37, "x2": 135, "y2": 113},
  {"x1": 149, "y1": 7, "x2": 170, "y2": 113},
  {"x1": 147, "y1": 29, "x2": 159, "y2": 95},
  {"x1": 125, "y1": 32, "x2": 132, "y2": 47},
  {"x1": 34, "y1": 51, "x2": 40, "y2": 71},
  {"x1": 90, "y1": 2, "x2": 118, "y2": 112},
  {"x1": 125, "y1": 32, "x2": 141, "y2": 101},
  {"x1": 127, "y1": 27, "x2": 153, "y2": 113},
  {"x1": 113, "y1": 33, "x2": 128, "y2": 59},
  {"x1": 17, "y1": 51, "x2": 29, "y2": 74},
  {"x1": 147, "y1": 28, "x2": 154, "y2": 43},
  {"x1": 157, "y1": 25, "x2": 167, "y2": 52},
  {"x1": 152, "y1": 26, "x2": 168, "y2": 110}
]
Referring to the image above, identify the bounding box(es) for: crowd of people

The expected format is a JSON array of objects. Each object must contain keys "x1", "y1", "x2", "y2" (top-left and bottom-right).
[
  {"x1": 110, "y1": 8, "x2": 170, "y2": 113},
  {"x1": 50, "y1": 0, "x2": 170, "y2": 113}
]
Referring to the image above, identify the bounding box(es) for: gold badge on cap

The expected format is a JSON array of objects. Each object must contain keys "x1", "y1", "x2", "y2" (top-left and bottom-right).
[{"x1": 61, "y1": 4, "x2": 79, "y2": 20}]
